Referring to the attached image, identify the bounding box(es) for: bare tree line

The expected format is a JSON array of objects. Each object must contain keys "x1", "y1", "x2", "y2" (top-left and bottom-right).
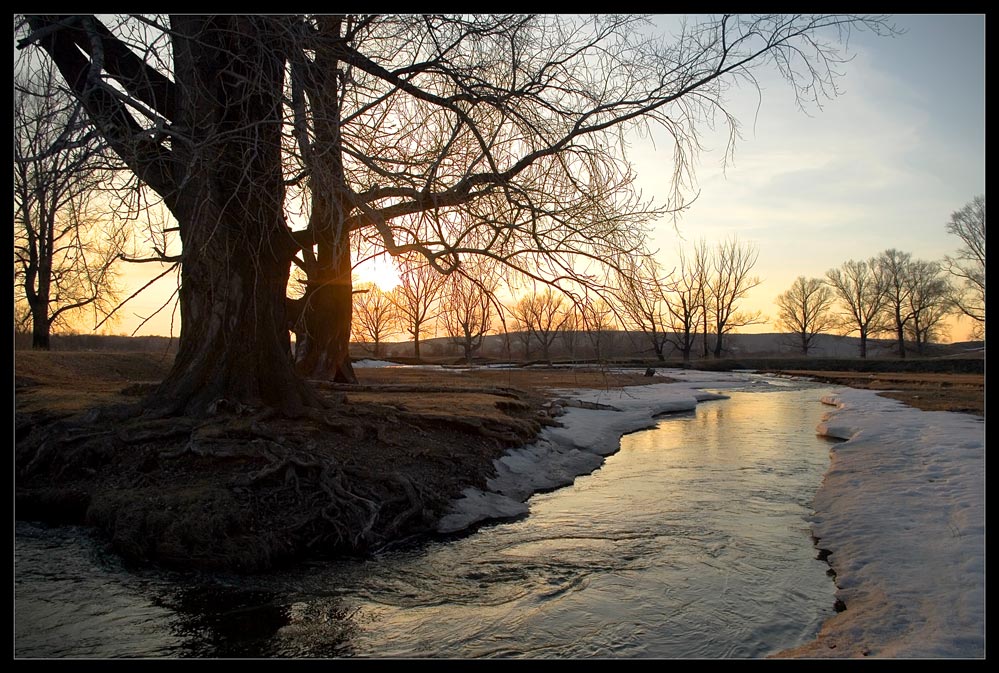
[
  {"x1": 778, "y1": 201, "x2": 985, "y2": 358},
  {"x1": 344, "y1": 193, "x2": 984, "y2": 364}
]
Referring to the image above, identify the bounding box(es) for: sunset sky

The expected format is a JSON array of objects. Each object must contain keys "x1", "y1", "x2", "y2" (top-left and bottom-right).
[{"x1": 107, "y1": 14, "x2": 985, "y2": 342}]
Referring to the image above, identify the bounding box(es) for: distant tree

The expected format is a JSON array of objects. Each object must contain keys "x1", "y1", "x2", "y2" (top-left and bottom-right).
[
  {"x1": 390, "y1": 255, "x2": 447, "y2": 361},
  {"x1": 512, "y1": 289, "x2": 570, "y2": 364},
  {"x1": 825, "y1": 258, "x2": 890, "y2": 359},
  {"x1": 614, "y1": 257, "x2": 673, "y2": 361},
  {"x1": 775, "y1": 276, "x2": 836, "y2": 355},
  {"x1": 352, "y1": 283, "x2": 399, "y2": 358},
  {"x1": 663, "y1": 242, "x2": 708, "y2": 363},
  {"x1": 707, "y1": 237, "x2": 764, "y2": 358},
  {"x1": 943, "y1": 195, "x2": 985, "y2": 334},
  {"x1": 13, "y1": 61, "x2": 126, "y2": 350},
  {"x1": 578, "y1": 295, "x2": 616, "y2": 361},
  {"x1": 441, "y1": 264, "x2": 499, "y2": 365},
  {"x1": 878, "y1": 249, "x2": 914, "y2": 358},
  {"x1": 559, "y1": 308, "x2": 584, "y2": 361},
  {"x1": 904, "y1": 260, "x2": 953, "y2": 355}
]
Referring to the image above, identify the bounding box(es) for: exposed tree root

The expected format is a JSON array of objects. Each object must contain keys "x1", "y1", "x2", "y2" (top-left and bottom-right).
[
  {"x1": 15, "y1": 382, "x2": 551, "y2": 572},
  {"x1": 310, "y1": 381, "x2": 524, "y2": 399}
]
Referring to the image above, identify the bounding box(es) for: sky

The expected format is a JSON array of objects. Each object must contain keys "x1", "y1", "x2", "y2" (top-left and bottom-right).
[
  {"x1": 97, "y1": 14, "x2": 985, "y2": 342},
  {"x1": 633, "y1": 13, "x2": 986, "y2": 341},
  {"x1": 439, "y1": 367, "x2": 984, "y2": 657}
]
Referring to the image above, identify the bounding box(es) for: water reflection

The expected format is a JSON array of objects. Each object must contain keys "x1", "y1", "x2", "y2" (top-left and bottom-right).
[{"x1": 153, "y1": 588, "x2": 358, "y2": 658}]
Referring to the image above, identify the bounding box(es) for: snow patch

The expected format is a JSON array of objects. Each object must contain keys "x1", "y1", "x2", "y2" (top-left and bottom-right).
[
  {"x1": 784, "y1": 388, "x2": 984, "y2": 658},
  {"x1": 351, "y1": 359, "x2": 399, "y2": 368}
]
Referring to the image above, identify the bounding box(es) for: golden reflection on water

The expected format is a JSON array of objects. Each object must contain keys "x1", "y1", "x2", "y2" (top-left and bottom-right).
[{"x1": 625, "y1": 389, "x2": 829, "y2": 466}]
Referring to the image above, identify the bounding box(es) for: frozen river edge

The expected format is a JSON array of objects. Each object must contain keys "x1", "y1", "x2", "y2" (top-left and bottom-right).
[
  {"x1": 436, "y1": 372, "x2": 733, "y2": 534},
  {"x1": 437, "y1": 370, "x2": 986, "y2": 659}
]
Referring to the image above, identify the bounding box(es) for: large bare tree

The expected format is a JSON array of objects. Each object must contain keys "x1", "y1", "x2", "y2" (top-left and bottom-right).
[
  {"x1": 18, "y1": 13, "x2": 896, "y2": 418},
  {"x1": 578, "y1": 295, "x2": 617, "y2": 362},
  {"x1": 904, "y1": 260, "x2": 953, "y2": 355},
  {"x1": 352, "y1": 283, "x2": 399, "y2": 358},
  {"x1": 878, "y1": 248, "x2": 914, "y2": 359},
  {"x1": 441, "y1": 264, "x2": 499, "y2": 365},
  {"x1": 825, "y1": 258, "x2": 889, "y2": 358},
  {"x1": 706, "y1": 237, "x2": 763, "y2": 358},
  {"x1": 511, "y1": 289, "x2": 570, "y2": 364},
  {"x1": 943, "y1": 195, "x2": 985, "y2": 334},
  {"x1": 13, "y1": 61, "x2": 125, "y2": 349},
  {"x1": 388, "y1": 255, "x2": 447, "y2": 361},
  {"x1": 613, "y1": 257, "x2": 674, "y2": 361},
  {"x1": 775, "y1": 276, "x2": 836, "y2": 355},
  {"x1": 663, "y1": 242, "x2": 708, "y2": 363}
]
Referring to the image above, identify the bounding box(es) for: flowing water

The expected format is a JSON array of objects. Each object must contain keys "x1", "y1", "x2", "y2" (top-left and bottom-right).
[{"x1": 15, "y1": 380, "x2": 839, "y2": 658}]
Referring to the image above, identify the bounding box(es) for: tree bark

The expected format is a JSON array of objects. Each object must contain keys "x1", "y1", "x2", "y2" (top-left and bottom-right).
[
  {"x1": 290, "y1": 15, "x2": 358, "y2": 384},
  {"x1": 146, "y1": 16, "x2": 321, "y2": 417},
  {"x1": 30, "y1": 303, "x2": 51, "y2": 350},
  {"x1": 293, "y1": 235, "x2": 358, "y2": 384}
]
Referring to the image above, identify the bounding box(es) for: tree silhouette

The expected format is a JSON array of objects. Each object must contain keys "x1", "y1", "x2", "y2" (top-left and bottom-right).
[
  {"x1": 13, "y1": 60, "x2": 126, "y2": 349},
  {"x1": 943, "y1": 195, "x2": 985, "y2": 334},
  {"x1": 825, "y1": 258, "x2": 889, "y2": 359},
  {"x1": 775, "y1": 276, "x2": 836, "y2": 355}
]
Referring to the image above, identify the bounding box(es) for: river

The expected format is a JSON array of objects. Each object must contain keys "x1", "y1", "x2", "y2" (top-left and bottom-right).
[{"x1": 15, "y1": 380, "x2": 838, "y2": 658}]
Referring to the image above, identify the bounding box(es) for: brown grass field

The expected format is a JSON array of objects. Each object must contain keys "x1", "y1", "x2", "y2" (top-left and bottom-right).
[
  {"x1": 15, "y1": 350, "x2": 983, "y2": 418},
  {"x1": 772, "y1": 370, "x2": 984, "y2": 416}
]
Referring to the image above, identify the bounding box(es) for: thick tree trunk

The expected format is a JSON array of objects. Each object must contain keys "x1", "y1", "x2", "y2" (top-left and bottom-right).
[
  {"x1": 290, "y1": 15, "x2": 358, "y2": 384},
  {"x1": 293, "y1": 236, "x2": 357, "y2": 384},
  {"x1": 859, "y1": 327, "x2": 868, "y2": 359},
  {"x1": 151, "y1": 232, "x2": 318, "y2": 417},
  {"x1": 30, "y1": 302, "x2": 50, "y2": 350},
  {"x1": 146, "y1": 16, "x2": 320, "y2": 417}
]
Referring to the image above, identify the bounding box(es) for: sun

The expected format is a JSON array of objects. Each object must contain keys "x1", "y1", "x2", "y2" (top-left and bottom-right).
[{"x1": 355, "y1": 255, "x2": 401, "y2": 291}]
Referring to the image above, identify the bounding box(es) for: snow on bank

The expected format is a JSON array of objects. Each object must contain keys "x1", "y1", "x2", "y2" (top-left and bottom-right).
[
  {"x1": 778, "y1": 389, "x2": 985, "y2": 658},
  {"x1": 351, "y1": 359, "x2": 399, "y2": 368},
  {"x1": 436, "y1": 371, "x2": 743, "y2": 531},
  {"x1": 437, "y1": 370, "x2": 985, "y2": 659}
]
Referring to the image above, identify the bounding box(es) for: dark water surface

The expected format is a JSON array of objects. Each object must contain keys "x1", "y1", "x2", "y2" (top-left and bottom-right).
[{"x1": 15, "y1": 382, "x2": 838, "y2": 658}]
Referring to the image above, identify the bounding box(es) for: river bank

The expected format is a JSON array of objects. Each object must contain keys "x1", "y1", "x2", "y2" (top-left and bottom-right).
[{"x1": 14, "y1": 352, "x2": 985, "y2": 657}]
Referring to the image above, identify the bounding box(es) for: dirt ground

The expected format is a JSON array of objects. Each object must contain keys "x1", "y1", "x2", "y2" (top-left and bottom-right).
[{"x1": 14, "y1": 351, "x2": 983, "y2": 573}]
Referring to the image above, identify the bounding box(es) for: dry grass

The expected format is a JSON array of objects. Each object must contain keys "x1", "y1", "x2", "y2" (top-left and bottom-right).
[
  {"x1": 777, "y1": 370, "x2": 984, "y2": 416},
  {"x1": 356, "y1": 365, "x2": 659, "y2": 395},
  {"x1": 14, "y1": 350, "x2": 174, "y2": 415},
  {"x1": 15, "y1": 351, "x2": 982, "y2": 418}
]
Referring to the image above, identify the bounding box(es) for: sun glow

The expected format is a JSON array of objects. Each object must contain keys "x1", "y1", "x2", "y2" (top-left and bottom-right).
[{"x1": 355, "y1": 255, "x2": 402, "y2": 291}]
